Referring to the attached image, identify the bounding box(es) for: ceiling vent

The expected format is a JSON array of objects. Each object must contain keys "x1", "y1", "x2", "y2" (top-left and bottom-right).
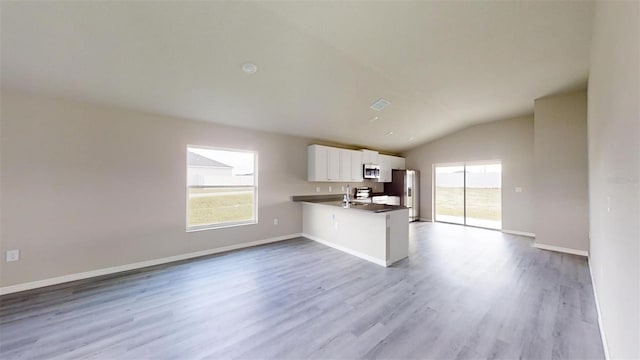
[{"x1": 370, "y1": 98, "x2": 391, "y2": 111}]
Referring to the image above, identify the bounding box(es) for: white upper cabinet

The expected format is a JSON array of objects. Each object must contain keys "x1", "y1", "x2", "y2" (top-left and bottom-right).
[
  {"x1": 378, "y1": 154, "x2": 405, "y2": 183},
  {"x1": 308, "y1": 145, "x2": 329, "y2": 181},
  {"x1": 389, "y1": 155, "x2": 406, "y2": 170},
  {"x1": 361, "y1": 149, "x2": 379, "y2": 165},
  {"x1": 308, "y1": 146, "x2": 361, "y2": 182},
  {"x1": 340, "y1": 149, "x2": 351, "y2": 181},
  {"x1": 327, "y1": 147, "x2": 341, "y2": 181},
  {"x1": 308, "y1": 145, "x2": 403, "y2": 183},
  {"x1": 378, "y1": 154, "x2": 392, "y2": 182},
  {"x1": 350, "y1": 150, "x2": 364, "y2": 182}
]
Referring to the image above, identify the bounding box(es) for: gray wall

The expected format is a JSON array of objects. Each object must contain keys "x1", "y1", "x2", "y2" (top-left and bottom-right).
[
  {"x1": 533, "y1": 91, "x2": 589, "y2": 252},
  {"x1": 0, "y1": 91, "x2": 380, "y2": 287},
  {"x1": 588, "y1": 1, "x2": 639, "y2": 358},
  {"x1": 403, "y1": 116, "x2": 534, "y2": 233}
]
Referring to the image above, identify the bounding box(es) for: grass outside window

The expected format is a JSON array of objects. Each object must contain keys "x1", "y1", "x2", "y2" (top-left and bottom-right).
[
  {"x1": 186, "y1": 146, "x2": 257, "y2": 231},
  {"x1": 188, "y1": 187, "x2": 255, "y2": 227},
  {"x1": 435, "y1": 187, "x2": 501, "y2": 221}
]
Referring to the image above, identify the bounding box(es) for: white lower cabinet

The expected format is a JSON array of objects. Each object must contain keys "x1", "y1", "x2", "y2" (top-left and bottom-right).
[
  {"x1": 372, "y1": 195, "x2": 389, "y2": 204},
  {"x1": 302, "y1": 202, "x2": 409, "y2": 266},
  {"x1": 386, "y1": 196, "x2": 401, "y2": 206}
]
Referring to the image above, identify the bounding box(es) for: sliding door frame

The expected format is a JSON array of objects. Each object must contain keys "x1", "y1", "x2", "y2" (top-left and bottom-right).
[
  {"x1": 432, "y1": 162, "x2": 466, "y2": 226},
  {"x1": 433, "y1": 160, "x2": 502, "y2": 230}
]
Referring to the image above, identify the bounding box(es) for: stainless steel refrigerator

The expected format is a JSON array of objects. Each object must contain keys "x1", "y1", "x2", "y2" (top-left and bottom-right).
[{"x1": 384, "y1": 169, "x2": 419, "y2": 222}]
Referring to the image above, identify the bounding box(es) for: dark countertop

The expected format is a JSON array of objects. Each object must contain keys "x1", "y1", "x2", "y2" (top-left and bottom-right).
[
  {"x1": 302, "y1": 200, "x2": 408, "y2": 213},
  {"x1": 291, "y1": 193, "x2": 394, "y2": 203},
  {"x1": 291, "y1": 194, "x2": 344, "y2": 202}
]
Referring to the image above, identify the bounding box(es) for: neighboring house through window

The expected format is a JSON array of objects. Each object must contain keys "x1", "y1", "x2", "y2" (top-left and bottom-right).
[{"x1": 186, "y1": 146, "x2": 257, "y2": 230}]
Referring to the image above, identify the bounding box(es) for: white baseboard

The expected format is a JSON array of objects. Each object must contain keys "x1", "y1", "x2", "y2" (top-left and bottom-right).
[
  {"x1": 0, "y1": 233, "x2": 302, "y2": 296},
  {"x1": 502, "y1": 229, "x2": 536, "y2": 238},
  {"x1": 588, "y1": 259, "x2": 610, "y2": 360},
  {"x1": 532, "y1": 242, "x2": 589, "y2": 257},
  {"x1": 419, "y1": 218, "x2": 432, "y2": 222},
  {"x1": 301, "y1": 233, "x2": 388, "y2": 267}
]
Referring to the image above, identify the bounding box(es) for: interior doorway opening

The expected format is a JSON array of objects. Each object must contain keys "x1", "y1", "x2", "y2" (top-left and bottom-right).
[{"x1": 434, "y1": 161, "x2": 502, "y2": 230}]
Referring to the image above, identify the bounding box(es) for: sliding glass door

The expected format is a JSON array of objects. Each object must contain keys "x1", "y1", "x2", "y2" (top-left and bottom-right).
[
  {"x1": 434, "y1": 161, "x2": 502, "y2": 229},
  {"x1": 434, "y1": 165, "x2": 465, "y2": 225},
  {"x1": 465, "y1": 163, "x2": 502, "y2": 229}
]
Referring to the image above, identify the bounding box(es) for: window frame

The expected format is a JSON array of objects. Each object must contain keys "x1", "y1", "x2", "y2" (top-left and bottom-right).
[
  {"x1": 432, "y1": 159, "x2": 502, "y2": 230},
  {"x1": 186, "y1": 144, "x2": 258, "y2": 232}
]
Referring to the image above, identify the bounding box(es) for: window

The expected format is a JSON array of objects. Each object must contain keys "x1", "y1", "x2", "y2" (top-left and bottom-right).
[{"x1": 186, "y1": 146, "x2": 257, "y2": 231}]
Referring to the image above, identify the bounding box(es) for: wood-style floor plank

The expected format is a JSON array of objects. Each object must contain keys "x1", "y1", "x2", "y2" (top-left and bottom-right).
[{"x1": 0, "y1": 222, "x2": 605, "y2": 359}]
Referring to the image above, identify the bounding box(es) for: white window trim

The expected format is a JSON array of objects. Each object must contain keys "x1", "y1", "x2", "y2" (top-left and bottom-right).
[{"x1": 186, "y1": 145, "x2": 258, "y2": 232}]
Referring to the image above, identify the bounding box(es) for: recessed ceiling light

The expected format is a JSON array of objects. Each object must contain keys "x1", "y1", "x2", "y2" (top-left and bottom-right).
[
  {"x1": 242, "y1": 62, "x2": 258, "y2": 74},
  {"x1": 370, "y1": 98, "x2": 391, "y2": 111},
  {"x1": 370, "y1": 116, "x2": 379, "y2": 122},
  {"x1": 386, "y1": 131, "x2": 394, "y2": 136}
]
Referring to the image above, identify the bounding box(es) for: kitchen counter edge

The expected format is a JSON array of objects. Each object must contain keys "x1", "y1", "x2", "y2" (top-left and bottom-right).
[{"x1": 300, "y1": 200, "x2": 408, "y2": 213}]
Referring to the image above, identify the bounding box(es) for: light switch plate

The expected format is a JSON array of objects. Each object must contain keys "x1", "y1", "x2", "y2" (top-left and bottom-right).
[{"x1": 515, "y1": 187, "x2": 523, "y2": 193}]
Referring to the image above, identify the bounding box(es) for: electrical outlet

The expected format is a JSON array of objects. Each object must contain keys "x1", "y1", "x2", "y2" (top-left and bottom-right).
[
  {"x1": 515, "y1": 187, "x2": 523, "y2": 193},
  {"x1": 273, "y1": 218, "x2": 279, "y2": 226},
  {"x1": 6, "y1": 249, "x2": 19, "y2": 262},
  {"x1": 328, "y1": 186, "x2": 332, "y2": 192},
  {"x1": 316, "y1": 187, "x2": 320, "y2": 193},
  {"x1": 341, "y1": 185, "x2": 345, "y2": 192}
]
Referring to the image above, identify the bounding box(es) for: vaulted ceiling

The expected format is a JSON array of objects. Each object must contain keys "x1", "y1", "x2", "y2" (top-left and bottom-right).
[{"x1": 1, "y1": 1, "x2": 594, "y2": 152}]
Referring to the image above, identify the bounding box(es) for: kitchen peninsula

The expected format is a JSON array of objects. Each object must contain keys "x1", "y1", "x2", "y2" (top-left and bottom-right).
[{"x1": 293, "y1": 196, "x2": 409, "y2": 267}]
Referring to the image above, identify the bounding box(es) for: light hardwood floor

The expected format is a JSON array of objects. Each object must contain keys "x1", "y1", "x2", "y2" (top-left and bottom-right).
[{"x1": 0, "y1": 222, "x2": 604, "y2": 359}]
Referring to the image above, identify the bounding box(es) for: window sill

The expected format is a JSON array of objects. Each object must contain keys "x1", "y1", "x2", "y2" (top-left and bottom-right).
[{"x1": 187, "y1": 220, "x2": 258, "y2": 232}]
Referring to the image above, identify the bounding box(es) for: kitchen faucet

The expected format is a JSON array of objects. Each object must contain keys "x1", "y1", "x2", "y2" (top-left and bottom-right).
[{"x1": 343, "y1": 185, "x2": 351, "y2": 203}]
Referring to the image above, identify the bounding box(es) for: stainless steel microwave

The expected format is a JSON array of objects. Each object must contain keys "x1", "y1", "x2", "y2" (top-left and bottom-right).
[{"x1": 363, "y1": 164, "x2": 381, "y2": 179}]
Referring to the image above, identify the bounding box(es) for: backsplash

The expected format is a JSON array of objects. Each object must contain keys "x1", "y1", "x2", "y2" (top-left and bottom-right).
[{"x1": 300, "y1": 181, "x2": 383, "y2": 196}]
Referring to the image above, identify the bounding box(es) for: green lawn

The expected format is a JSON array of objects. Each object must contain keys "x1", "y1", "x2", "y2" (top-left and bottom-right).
[
  {"x1": 189, "y1": 186, "x2": 499, "y2": 227},
  {"x1": 435, "y1": 187, "x2": 501, "y2": 221},
  {"x1": 188, "y1": 187, "x2": 254, "y2": 226}
]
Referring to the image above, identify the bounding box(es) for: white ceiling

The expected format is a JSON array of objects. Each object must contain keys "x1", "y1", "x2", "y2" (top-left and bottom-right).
[{"x1": 0, "y1": 1, "x2": 594, "y2": 152}]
